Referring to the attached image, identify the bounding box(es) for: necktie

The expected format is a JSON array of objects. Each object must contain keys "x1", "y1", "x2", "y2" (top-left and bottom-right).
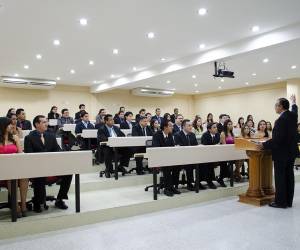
[
  {"x1": 143, "y1": 127, "x2": 147, "y2": 136},
  {"x1": 41, "y1": 134, "x2": 45, "y2": 145},
  {"x1": 212, "y1": 136, "x2": 215, "y2": 144},
  {"x1": 186, "y1": 135, "x2": 191, "y2": 145}
]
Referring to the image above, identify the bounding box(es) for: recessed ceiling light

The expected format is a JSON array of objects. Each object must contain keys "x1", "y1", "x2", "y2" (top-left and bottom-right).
[
  {"x1": 133, "y1": 67, "x2": 137, "y2": 71},
  {"x1": 263, "y1": 58, "x2": 269, "y2": 63},
  {"x1": 194, "y1": 83, "x2": 198, "y2": 87},
  {"x1": 221, "y1": 78, "x2": 225, "y2": 82},
  {"x1": 161, "y1": 58, "x2": 166, "y2": 61},
  {"x1": 147, "y1": 32, "x2": 155, "y2": 39},
  {"x1": 23, "y1": 65, "x2": 29, "y2": 69},
  {"x1": 218, "y1": 86, "x2": 222, "y2": 89},
  {"x1": 56, "y1": 77, "x2": 61, "y2": 81},
  {"x1": 252, "y1": 26, "x2": 260, "y2": 32},
  {"x1": 110, "y1": 74, "x2": 115, "y2": 78},
  {"x1": 36, "y1": 54, "x2": 42, "y2": 60},
  {"x1": 252, "y1": 73, "x2": 257, "y2": 76},
  {"x1": 70, "y1": 69, "x2": 75, "y2": 74},
  {"x1": 291, "y1": 65, "x2": 297, "y2": 69},
  {"x1": 113, "y1": 49, "x2": 119, "y2": 55},
  {"x1": 166, "y1": 80, "x2": 171, "y2": 84},
  {"x1": 53, "y1": 39, "x2": 60, "y2": 46},
  {"x1": 199, "y1": 43, "x2": 206, "y2": 49},
  {"x1": 89, "y1": 60, "x2": 94, "y2": 65},
  {"x1": 198, "y1": 8, "x2": 207, "y2": 16},
  {"x1": 195, "y1": 90, "x2": 199, "y2": 93},
  {"x1": 170, "y1": 88, "x2": 176, "y2": 91},
  {"x1": 192, "y1": 75, "x2": 196, "y2": 79},
  {"x1": 79, "y1": 18, "x2": 87, "y2": 26},
  {"x1": 276, "y1": 77, "x2": 281, "y2": 80},
  {"x1": 245, "y1": 82, "x2": 249, "y2": 85},
  {"x1": 14, "y1": 73, "x2": 19, "y2": 77}
]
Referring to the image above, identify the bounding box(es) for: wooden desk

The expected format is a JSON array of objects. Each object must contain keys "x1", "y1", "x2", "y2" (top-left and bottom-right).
[
  {"x1": 0, "y1": 151, "x2": 92, "y2": 222},
  {"x1": 146, "y1": 144, "x2": 248, "y2": 200},
  {"x1": 106, "y1": 136, "x2": 152, "y2": 180},
  {"x1": 235, "y1": 138, "x2": 275, "y2": 206}
]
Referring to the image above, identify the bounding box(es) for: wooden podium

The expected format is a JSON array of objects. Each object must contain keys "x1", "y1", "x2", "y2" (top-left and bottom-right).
[{"x1": 235, "y1": 138, "x2": 275, "y2": 206}]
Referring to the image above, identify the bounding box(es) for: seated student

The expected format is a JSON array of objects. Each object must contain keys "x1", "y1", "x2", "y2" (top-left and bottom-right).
[
  {"x1": 0, "y1": 117, "x2": 28, "y2": 218},
  {"x1": 236, "y1": 117, "x2": 245, "y2": 129},
  {"x1": 97, "y1": 114, "x2": 131, "y2": 178},
  {"x1": 173, "y1": 114, "x2": 183, "y2": 134},
  {"x1": 170, "y1": 108, "x2": 179, "y2": 123},
  {"x1": 152, "y1": 120, "x2": 180, "y2": 196},
  {"x1": 217, "y1": 114, "x2": 227, "y2": 134},
  {"x1": 241, "y1": 125, "x2": 252, "y2": 139},
  {"x1": 135, "y1": 108, "x2": 146, "y2": 123},
  {"x1": 119, "y1": 106, "x2": 125, "y2": 113},
  {"x1": 58, "y1": 108, "x2": 74, "y2": 127},
  {"x1": 150, "y1": 119, "x2": 160, "y2": 134},
  {"x1": 266, "y1": 121, "x2": 273, "y2": 137},
  {"x1": 255, "y1": 120, "x2": 270, "y2": 138},
  {"x1": 16, "y1": 108, "x2": 32, "y2": 130},
  {"x1": 146, "y1": 112, "x2": 152, "y2": 126},
  {"x1": 162, "y1": 113, "x2": 171, "y2": 124},
  {"x1": 7, "y1": 113, "x2": 22, "y2": 138},
  {"x1": 132, "y1": 116, "x2": 153, "y2": 175},
  {"x1": 203, "y1": 113, "x2": 214, "y2": 126},
  {"x1": 201, "y1": 122, "x2": 228, "y2": 189},
  {"x1": 246, "y1": 119, "x2": 256, "y2": 136},
  {"x1": 192, "y1": 116, "x2": 204, "y2": 139},
  {"x1": 120, "y1": 111, "x2": 135, "y2": 130},
  {"x1": 174, "y1": 119, "x2": 206, "y2": 191},
  {"x1": 75, "y1": 111, "x2": 94, "y2": 134},
  {"x1": 95, "y1": 109, "x2": 106, "y2": 126},
  {"x1": 47, "y1": 106, "x2": 60, "y2": 133},
  {"x1": 24, "y1": 115, "x2": 72, "y2": 213},
  {"x1": 152, "y1": 108, "x2": 163, "y2": 124},
  {"x1": 75, "y1": 104, "x2": 85, "y2": 123},
  {"x1": 113, "y1": 111, "x2": 125, "y2": 125},
  {"x1": 6, "y1": 108, "x2": 16, "y2": 117}
]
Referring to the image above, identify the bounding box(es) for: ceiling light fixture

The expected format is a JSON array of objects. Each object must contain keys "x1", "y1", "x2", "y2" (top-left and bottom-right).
[
  {"x1": 147, "y1": 32, "x2": 155, "y2": 39},
  {"x1": 192, "y1": 75, "x2": 196, "y2": 79},
  {"x1": 252, "y1": 26, "x2": 260, "y2": 32},
  {"x1": 70, "y1": 69, "x2": 75, "y2": 74},
  {"x1": 79, "y1": 18, "x2": 87, "y2": 26},
  {"x1": 89, "y1": 60, "x2": 94, "y2": 65},
  {"x1": 36, "y1": 54, "x2": 42, "y2": 60},
  {"x1": 53, "y1": 39, "x2": 60, "y2": 46},
  {"x1": 161, "y1": 58, "x2": 166, "y2": 61},
  {"x1": 252, "y1": 73, "x2": 257, "y2": 76},
  {"x1": 14, "y1": 73, "x2": 19, "y2": 77},
  {"x1": 218, "y1": 86, "x2": 222, "y2": 90},
  {"x1": 56, "y1": 77, "x2": 61, "y2": 81},
  {"x1": 199, "y1": 43, "x2": 206, "y2": 49},
  {"x1": 195, "y1": 90, "x2": 199, "y2": 93},
  {"x1": 221, "y1": 78, "x2": 225, "y2": 82},
  {"x1": 23, "y1": 65, "x2": 29, "y2": 69},
  {"x1": 263, "y1": 58, "x2": 269, "y2": 63},
  {"x1": 245, "y1": 82, "x2": 249, "y2": 85},
  {"x1": 113, "y1": 49, "x2": 119, "y2": 55},
  {"x1": 198, "y1": 8, "x2": 207, "y2": 16},
  {"x1": 276, "y1": 77, "x2": 281, "y2": 80},
  {"x1": 110, "y1": 74, "x2": 115, "y2": 78},
  {"x1": 194, "y1": 83, "x2": 198, "y2": 87},
  {"x1": 166, "y1": 80, "x2": 171, "y2": 84},
  {"x1": 133, "y1": 67, "x2": 137, "y2": 71},
  {"x1": 291, "y1": 65, "x2": 297, "y2": 69}
]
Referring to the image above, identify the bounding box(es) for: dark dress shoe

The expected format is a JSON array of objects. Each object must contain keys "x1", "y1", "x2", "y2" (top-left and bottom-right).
[
  {"x1": 269, "y1": 202, "x2": 287, "y2": 209},
  {"x1": 187, "y1": 184, "x2": 195, "y2": 191},
  {"x1": 208, "y1": 182, "x2": 217, "y2": 189},
  {"x1": 164, "y1": 189, "x2": 174, "y2": 197},
  {"x1": 217, "y1": 178, "x2": 227, "y2": 188},
  {"x1": 199, "y1": 183, "x2": 207, "y2": 190},
  {"x1": 137, "y1": 171, "x2": 145, "y2": 175},
  {"x1": 118, "y1": 166, "x2": 128, "y2": 173},
  {"x1": 171, "y1": 187, "x2": 181, "y2": 194},
  {"x1": 33, "y1": 205, "x2": 42, "y2": 213},
  {"x1": 105, "y1": 171, "x2": 111, "y2": 178},
  {"x1": 55, "y1": 200, "x2": 68, "y2": 210}
]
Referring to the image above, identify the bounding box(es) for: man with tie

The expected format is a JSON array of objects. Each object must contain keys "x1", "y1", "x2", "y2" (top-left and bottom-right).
[
  {"x1": 16, "y1": 108, "x2": 32, "y2": 130},
  {"x1": 152, "y1": 120, "x2": 180, "y2": 196},
  {"x1": 74, "y1": 104, "x2": 85, "y2": 124},
  {"x1": 75, "y1": 111, "x2": 95, "y2": 134},
  {"x1": 24, "y1": 115, "x2": 72, "y2": 213},
  {"x1": 120, "y1": 111, "x2": 135, "y2": 129},
  {"x1": 173, "y1": 114, "x2": 183, "y2": 134},
  {"x1": 217, "y1": 114, "x2": 228, "y2": 134},
  {"x1": 151, "y1": 108, "x2": 163, "y2": 124},
  {"x1": 174, "y1": 119, "x2": 206, "y2": 191},
  {"x1": 135, "y1": 109, "x2": 146, "y2": 123},
  {"x1": 201, "y1": 122, "x2": 227, "y2": 189},
  {"x1": 113, "y1": 111, "x2": 125, "y2": 124},
  {"x1": 98, "y1": 114, "x2": 131, "y2": 178},
  {"x1": 258, "y1": 95, "x2": 299, "y2": 208},
  {"x1": 132, "y1": 116, "x2": 153, "y2": 175}
]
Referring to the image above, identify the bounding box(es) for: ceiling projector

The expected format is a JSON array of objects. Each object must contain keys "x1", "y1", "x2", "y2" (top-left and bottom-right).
[{"x1": 213, "y1": 61, "x2": 235, "y2": 78}]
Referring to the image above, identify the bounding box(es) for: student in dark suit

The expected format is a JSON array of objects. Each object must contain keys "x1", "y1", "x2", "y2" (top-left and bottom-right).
[
  {"x1": 174, "y1": 119, "x2": 206, "y2": 191},
  {"x1": 113, "y1": 111, "x2": 125, "y2": 125},
  {"x1": 217, "y1": 114, "x2": 227, "y2": 134},
  {"x1": 151, "y1": 108, "x2": 163, "y2": 124},
  {"x1": 260, "y1": 95, "x2": 299, "y2": 208},
  {"x1": 170, "y1": 108, "x2": 179, "y2": 123},
  {"x1": 75, "y1": 111, "x2": 95, "y2": 134},
  {"x1": 201, "y1": 122, "x2": 227, "y2": 189},
  {"x1": 152, "y1": 120, "x2": 180, "y2": 196},
  {"x1": 24, "y1": 115, "x2": 72, "y2": 213},
  {"x1": 120, "y1": 111, "x2": 135, "y2": 130},
  {"x1": 135, "y1": 109, "x2": 146, "y2": 123},
  {"x1": 47, "y1": 106, "x2": 60, "y2": 133},
  {"x1": 75, "y1": 104, "x2": 85, "y2": 123},
  {"x1": 16, "y1": 108, "x2": 32, "y2": 130},
  {"x1": 173, "y1": 114, "x2": 183, "y2": 134},
  {"x1": 132, "y1": 116, "x2": 153, "y2": 175},
  {"x1": 98, "y1": 114, "x2": 131, "y2": 178}
]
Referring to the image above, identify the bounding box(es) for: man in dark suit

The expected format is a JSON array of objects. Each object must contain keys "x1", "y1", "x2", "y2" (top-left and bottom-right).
[
  {"x1": 120, "y1": 111, "x2": 135, "y2": 130},
  {"x1": 135, "y1": 109, "x2": 146, "y2": 123},
  {"x1": 174, "y1": 119, "x2": 206, "y2": 191},
  {"x1": 24, "y1": 115, "x2": 72, "y2": 213},
  {"x1": 170, "y1": 108, "x2": 179, "y2": 123},
  {"x1": 16, "y1": 108, "x2": 32, "y2": 130},
  {"x1": 173, "y1": 114, "x2": 183, "y2": 134},
  {"x1": 113, "y1": 111, "x2": 125, "y2": 125},
  {"x1": 98, "y1": 114, "x2": 131, "y2": 178},
  {"x1": 201, "y1": 122, "x2": 227, "y2": 189},
  {"x1": 75, "y1": 111, "x2": 95, "y2": 134},
  {"x1": 152, "y1": 120, "x2": 180, "y2": 196},
  {"x1": 132, "y1": 116, "x2": 153, "y2": 175},
  {"x1": 151, "y1": 108, "x2": 163, "y2": 124},
  {"x1": 75, "y1": 104, "x2": 85, "y2": 123},
  {"x1": 217, "y1": 114, "x2": 227, "y2": 134},
  {"x1": 260, "y1": 95, "x2": 299, "y2": 208}
]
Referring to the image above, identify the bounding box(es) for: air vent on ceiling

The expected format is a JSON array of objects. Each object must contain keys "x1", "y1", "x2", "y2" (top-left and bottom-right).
[
  {"x1": 131, "y1": 87, "x2": 174, "y2": 97},
  {"x1": 0, "y1": 76, "x2": 56, "y2": 90}
]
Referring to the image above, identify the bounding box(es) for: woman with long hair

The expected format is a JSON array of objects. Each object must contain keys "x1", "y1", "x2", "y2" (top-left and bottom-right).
[
  {"x1": 192, "y1": 116, "x2": 204, "y2": 139},
  {"x1": 7, "y1": 113, "x2": 22, "y2": 138},
  {"x1": 241, "y1": 125, "x2": 251, "y2": 139},
  {"x1": 266, "y1": 121, "x2": 273, "y2": 137},
  {"x1": 255, "y1": 120, "x2": 270, "y2": 138},
  {"x1": 6, "y1": 108, "x2": 16, "y2": 117},
  {"x1": 48, "y1": 106, "x2": 60, "y2": 133},
  {"x1": 0, "y1": 117, "x2": 28, "y2": 217},
  {"x1": 150, "y1": 119, "x2": 160, "y2": 134},
  {"x1": 236, "y1": 117, "x2": 245, "y2": 128}
]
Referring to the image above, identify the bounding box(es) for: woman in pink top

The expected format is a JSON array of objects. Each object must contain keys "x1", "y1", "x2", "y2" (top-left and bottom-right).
[
  {"x1": 0, "y1": 117, "x2": 28, "y2": 217},
  {"x1": 220, "y1": 119, "x2": 242, "y2": 182}
]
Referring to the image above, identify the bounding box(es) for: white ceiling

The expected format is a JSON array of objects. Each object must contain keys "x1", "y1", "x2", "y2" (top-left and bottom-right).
[{"x1": 0, "y1": 0, "x2": 300, "y2": 93}]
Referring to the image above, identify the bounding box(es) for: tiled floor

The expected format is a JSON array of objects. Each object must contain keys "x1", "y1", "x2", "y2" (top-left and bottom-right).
[{"x1": 0, "y1": 184, "x2": 299, "y2": 250}]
